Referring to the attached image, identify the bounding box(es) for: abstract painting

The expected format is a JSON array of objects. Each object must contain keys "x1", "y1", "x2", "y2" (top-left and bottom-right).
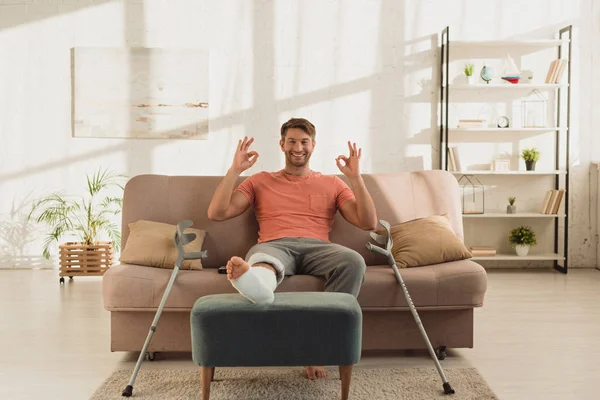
[{"x1": 72, "y1": 47, "x2": 209, "y2": 139}]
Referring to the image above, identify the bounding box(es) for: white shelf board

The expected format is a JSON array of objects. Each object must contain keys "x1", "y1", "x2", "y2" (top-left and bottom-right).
[
  {"x1": 449, "y1": 83, "x2": 567, "y2": 90},
  {"x1": 451, "y1": 170, "x2": 565, "y2": 175},
  {"x1": 452, "y1": 39, "x2": 569, "y2": 47},
  {"x1": 449, "y1": 127, "x2": 564, "y2": 132},
  {"x1": 472, "y1": 253, "x2": 565, "y2": 261},
  {"x1": 463, "y1": 212, "x2": 565, "y2": 218}
]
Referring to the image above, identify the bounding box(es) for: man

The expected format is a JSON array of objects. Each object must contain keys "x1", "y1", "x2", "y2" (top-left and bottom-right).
[{"x1": 207, "y1": 118, "x2": 377, "y2": 380}]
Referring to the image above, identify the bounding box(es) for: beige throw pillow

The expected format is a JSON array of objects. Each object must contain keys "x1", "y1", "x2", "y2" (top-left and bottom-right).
[
  {"x1": 383, "y1": 214, "x2": 472, "y2": 268},
  {"x1": 119, "y1": 220, "x2": 206, "y2": 270}
]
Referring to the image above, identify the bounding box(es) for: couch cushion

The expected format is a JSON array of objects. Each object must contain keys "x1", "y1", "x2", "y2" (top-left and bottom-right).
[
  {"x1": 102, "y1": 260, "x2": 486, "y2": 311},
  {"x1": 384, "y1": 214, "x2": 473, "y2": 268},
  {"x1": 119, "y1": 220, "x2": 207, "y2": 270}
]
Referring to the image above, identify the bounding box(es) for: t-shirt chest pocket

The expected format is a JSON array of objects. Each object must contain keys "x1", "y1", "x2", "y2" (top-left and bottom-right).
[{"x1": 309, "y1": 194, "x2": 328, "y2": 212}]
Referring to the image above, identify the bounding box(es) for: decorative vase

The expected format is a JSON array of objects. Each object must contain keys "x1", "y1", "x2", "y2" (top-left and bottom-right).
[
  {"x1": 525, "y1": 160, "x2": 536, "y2": 171},
  {"x1": 467, "y1": 75, "x2": 476, "y2": 85},
  {"x1": 507, "y1": 205, "x2": 517, "y2": 214},
  {"x1": 515, "y1": 244, "x2": 530, "y2": 256}
]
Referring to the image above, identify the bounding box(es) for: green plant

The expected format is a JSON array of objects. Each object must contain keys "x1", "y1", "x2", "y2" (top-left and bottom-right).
[
  {"x1": 464, "y1": 63, "x2": 474, "y2": 76},
  {"x1": 521, "y1": 147, "x2": 540, "y2": 162},
  {"x1": 508, "y1": 225, "x2": 537, "y2": 247},
  {"x1": 508, "y1": 196, "x2": 516, "y2": 206},
  {"x1": 27, "y1": 169, "x2": 127, "y2": 259}
]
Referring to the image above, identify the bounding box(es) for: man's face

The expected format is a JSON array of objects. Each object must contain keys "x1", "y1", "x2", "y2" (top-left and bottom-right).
[{"x1": 280, "y1": 128, "x2": 315, "y2": 168}]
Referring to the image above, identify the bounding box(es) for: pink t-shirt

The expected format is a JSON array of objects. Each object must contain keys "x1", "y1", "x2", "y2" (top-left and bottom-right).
[{"x1": 235, "y1": 170, "x2": 356, "y2": 243}]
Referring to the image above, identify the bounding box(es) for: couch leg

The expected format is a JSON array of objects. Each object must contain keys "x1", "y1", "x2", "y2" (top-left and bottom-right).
[
  {"x1": 201, "y1": 367, "x2": 214, "y2": 400},
  {"x1": 339, "y1": 365, "x2": 353, "y2": 400},
  {"x1": 436, "y1": 345, "x2": 447, "y2": 360}
]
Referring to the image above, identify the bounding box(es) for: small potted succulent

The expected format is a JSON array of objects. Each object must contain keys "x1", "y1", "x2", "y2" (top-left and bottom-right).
[
  {"x1": 507, "y1": 196, "x2": 517, "y2": 214},
  {"x1": 521, "y1": 147, "x2": 540, "y2": 171},
  {"x1": 508, "y1": 225, "x2": 537, "y2": 256},
  {"x1": 464, "y1": 63, "x2": 475, "y2": 84}
]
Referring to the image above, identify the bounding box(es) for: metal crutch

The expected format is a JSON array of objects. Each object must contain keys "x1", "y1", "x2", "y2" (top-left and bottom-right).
[
  {"x1": 365, "y1": 219, "x2": 455, "y2": 395},
  {"x1": 122, "y1": 220, "x2": 208, "y2": 397}
]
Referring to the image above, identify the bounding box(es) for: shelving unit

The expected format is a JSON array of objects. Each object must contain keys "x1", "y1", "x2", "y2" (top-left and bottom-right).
[{"x1": 439, "y1": 26, "x2": 572, "y2": 273}]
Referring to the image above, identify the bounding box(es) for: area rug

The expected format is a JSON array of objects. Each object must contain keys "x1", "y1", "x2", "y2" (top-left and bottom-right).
[{"x1": 91, "y1": 367, "x2": 497, "y2": 399}]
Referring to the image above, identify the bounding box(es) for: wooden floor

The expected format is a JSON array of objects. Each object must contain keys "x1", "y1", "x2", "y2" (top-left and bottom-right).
[{"x1": 0, "y1": 268, "x2": 598, "y2": 399}]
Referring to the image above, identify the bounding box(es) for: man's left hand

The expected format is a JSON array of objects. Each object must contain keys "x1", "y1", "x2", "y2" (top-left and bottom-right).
[{"x1": 336, "y1": 141, "x2": 362, "y2": 179}]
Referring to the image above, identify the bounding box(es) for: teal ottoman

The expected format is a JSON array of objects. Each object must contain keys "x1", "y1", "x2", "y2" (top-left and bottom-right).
[{"x1": 190, "y1": 292, "x2": 363, "y2": 400}]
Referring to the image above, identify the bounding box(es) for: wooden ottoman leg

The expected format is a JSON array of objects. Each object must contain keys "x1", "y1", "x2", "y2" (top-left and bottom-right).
[
  {"x1": 339, "y1": 365, "x2": 353, "y2": 400},
  {"x1": 201, "y1": 367, "x2": 214, "y2": 400}
]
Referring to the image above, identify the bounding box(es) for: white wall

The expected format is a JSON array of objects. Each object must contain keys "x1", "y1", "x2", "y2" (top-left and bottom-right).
[{"x1": 0, "y1": 0, "x2": 597, "y2": 268}]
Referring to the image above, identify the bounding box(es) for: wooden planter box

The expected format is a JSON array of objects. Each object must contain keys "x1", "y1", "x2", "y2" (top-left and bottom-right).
[{"x1": 59, "y1": 241, "x2": 114, "y2": 280}]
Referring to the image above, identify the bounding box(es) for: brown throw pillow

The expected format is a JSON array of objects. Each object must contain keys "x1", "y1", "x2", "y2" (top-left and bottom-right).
[
  {"x1": 383, "y1": 214, "x2": 472, "y2": 268},
  {"x1": 119, "y1": 220, "x2": 206, "y2": 270}
]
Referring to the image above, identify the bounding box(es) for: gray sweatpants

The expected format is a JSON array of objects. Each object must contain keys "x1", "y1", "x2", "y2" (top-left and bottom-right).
[{"x1": 245, "y1": 237, "x2": 366, "y2": 298}]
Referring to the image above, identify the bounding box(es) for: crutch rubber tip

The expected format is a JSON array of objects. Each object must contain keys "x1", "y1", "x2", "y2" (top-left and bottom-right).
[
  {"x1": 122, "y1": 385, "x2": 133, "y2": 397},
  {"x1": 443, "y1": 382, "x2": 455, "y2": 394}
]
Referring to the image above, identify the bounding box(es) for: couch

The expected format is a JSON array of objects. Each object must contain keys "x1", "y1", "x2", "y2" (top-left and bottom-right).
[{"x1": 102, "y1": 170, "x2": 487, "y2": 354}]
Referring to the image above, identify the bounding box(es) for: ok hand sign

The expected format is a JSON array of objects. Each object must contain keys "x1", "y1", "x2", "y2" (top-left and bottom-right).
[
  {"x1": 336, "y1": 141, "x2": 362, "y2": 179},
  {"x1": 231, "y1": 136, "x2": 259, "y2": 174}
]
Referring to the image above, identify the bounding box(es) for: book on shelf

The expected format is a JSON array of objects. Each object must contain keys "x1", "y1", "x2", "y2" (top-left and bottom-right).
[
  {"x1": 469, "y1": 246, "x2": 496, "y2": 257},
  {"x1": 544, "y1": 59, "x2": 568, "y2": 84},
  {"x1": 457, "y1": 119, "x2": 486, "y2": 128},
  {"x1": 447, "y1": 146, "x2": 462, "y2": 171},
  {"x1": 447, "y1": 147, "x2": 456, "y2": 171},
  {"x1": 540, "y1": 189, "x2": 566, "y2": 214}
]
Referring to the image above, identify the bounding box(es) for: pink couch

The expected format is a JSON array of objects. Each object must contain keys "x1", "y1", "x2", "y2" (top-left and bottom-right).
[{"x1": 102, "y1": 170, "x2": 487, "y2": 354}]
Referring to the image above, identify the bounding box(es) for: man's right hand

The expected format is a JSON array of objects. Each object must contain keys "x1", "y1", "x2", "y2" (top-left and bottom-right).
[{"x1": 231, "y1": 136, "x2": 259, "y2": 174}]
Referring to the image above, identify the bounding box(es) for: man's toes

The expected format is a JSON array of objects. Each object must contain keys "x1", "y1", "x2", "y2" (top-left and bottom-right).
[
  {"x1": 231, "y1": 256, "x2": 245, "y2": 265},
  {"x1": 305, "y1": 367, "x2": 315, "y2": 380}
]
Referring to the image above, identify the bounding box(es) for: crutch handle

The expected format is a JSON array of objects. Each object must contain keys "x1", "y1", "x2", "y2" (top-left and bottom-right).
[
  {"x1": 183, "y1": 250, "x2": 208, "y2": 260},
  {"x1": 365, "y1": 242, "x2": 390, "y2": 257}
]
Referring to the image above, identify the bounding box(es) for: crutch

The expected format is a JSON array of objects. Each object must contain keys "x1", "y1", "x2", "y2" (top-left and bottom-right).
[
  {"x1": 122, "y1": 220, "x2": 208, "y2": 397},
  {"x1": 365, "y1": 219, "x2": 455, "y2": 395}
]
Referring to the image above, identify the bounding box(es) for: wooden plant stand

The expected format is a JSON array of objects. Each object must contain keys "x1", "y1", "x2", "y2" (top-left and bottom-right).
[{"x1": 58, "y1": 241, "x2": 114, "y2": 284}]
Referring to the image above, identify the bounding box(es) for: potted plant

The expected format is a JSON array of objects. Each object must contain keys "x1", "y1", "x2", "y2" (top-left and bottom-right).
[
  {"x1": 464, "y1": 63, "x2": 475, "y2": 84},
  {"x1": 521, "y1": 147, "x2": 540, "y2": 171},
  {"x1": 27, "y1": 168, "x2": 127, "y2": 283},
  {"x1": 508, "y1": 225, "x2": 537, "y2": 256},
  {"x1": 507, "y1": 196, "x2": 517, "y2": 214}
]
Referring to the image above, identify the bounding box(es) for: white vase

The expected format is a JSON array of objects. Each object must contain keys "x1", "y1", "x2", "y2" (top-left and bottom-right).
[
  {"x1": 515, "y1": 245, "x2": 530, "y2": 256},
  {"x1": 467, "y1": 75, "x2": 476, "y2": 85}
]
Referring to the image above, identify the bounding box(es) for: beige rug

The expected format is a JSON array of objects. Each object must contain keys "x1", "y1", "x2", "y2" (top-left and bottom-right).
[{"x1": 91, "y1": 367, "x2": 498, "y2": 399}]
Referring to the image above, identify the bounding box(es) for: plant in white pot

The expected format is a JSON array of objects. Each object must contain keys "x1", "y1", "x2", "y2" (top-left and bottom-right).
[
  {"x1": 27, "y1": 168, "x2": 127, "y2": 283},
  {"x1": 464, "y1": 63, "x2": 475, "y2": 84},
  {"x1": 506, "y1": 196, "x2": 517, "y2": 214},
  {"x1": 508, "y1": 225, "x2": 537, "y2": 256}
]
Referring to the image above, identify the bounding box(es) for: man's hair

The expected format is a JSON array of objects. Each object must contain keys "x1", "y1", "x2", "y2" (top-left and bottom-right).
[{"x1": 280, "y1": 118, "x2": 316, "y2": 141}]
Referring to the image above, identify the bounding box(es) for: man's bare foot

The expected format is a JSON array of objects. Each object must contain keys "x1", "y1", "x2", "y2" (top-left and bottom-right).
[
  {"x1": 305, "y1": 366, "x2": 328, "y2": 380},
  {"x1": 226, "y1": 256, "x2": 250, "y2": 280}
]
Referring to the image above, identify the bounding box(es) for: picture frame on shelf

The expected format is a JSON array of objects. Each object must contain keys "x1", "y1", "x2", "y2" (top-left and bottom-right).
[{"x1": 493, "y1": 159, "x2": 511, "y2": 172}]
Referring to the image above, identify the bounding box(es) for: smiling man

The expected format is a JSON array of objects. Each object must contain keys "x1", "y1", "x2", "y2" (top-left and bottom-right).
[{"x1": 207, "y1": 117, "x2": 377, "y2": 380}]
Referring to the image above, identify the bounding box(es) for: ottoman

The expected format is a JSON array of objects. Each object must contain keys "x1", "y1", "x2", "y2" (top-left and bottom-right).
[{"x1": 190, "y1": 292, "x2": 363, "y2": 400}]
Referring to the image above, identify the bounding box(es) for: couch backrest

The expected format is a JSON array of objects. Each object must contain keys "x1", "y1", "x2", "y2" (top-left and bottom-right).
[{"x1": 121, "y1": 170, "x2": 463, "y2": 268}]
